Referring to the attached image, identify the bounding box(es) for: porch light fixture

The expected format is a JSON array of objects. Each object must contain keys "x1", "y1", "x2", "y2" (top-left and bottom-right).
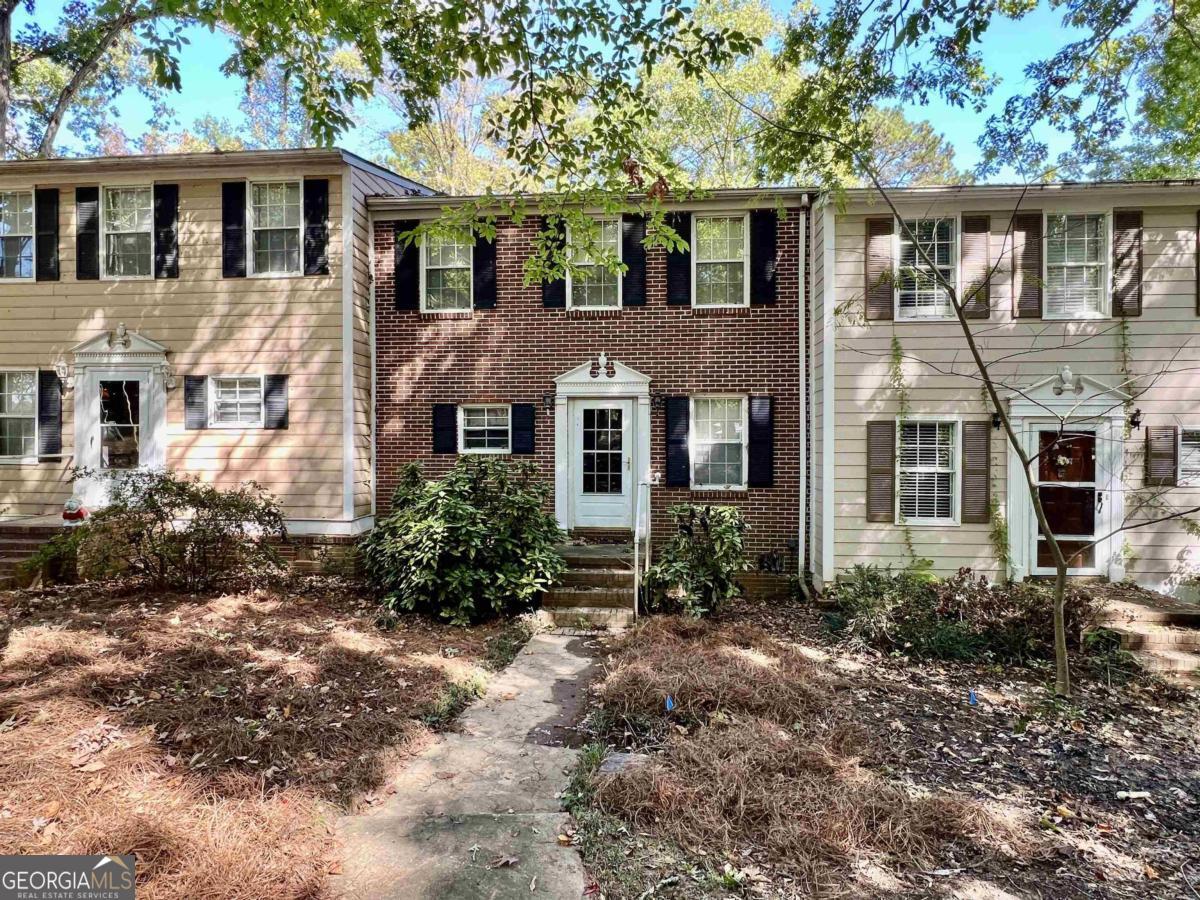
[
  {"x1": 54, "y1": 360, "x2": 73, "y2": 392},
  {"x1": 542, "y1": 391, "x2": 556, "y2": 412},
  {"x1": 991, "y1": 411, "x2": 1002, "y2": 430},
  {"x1": 650, "y1": 391, "x2": 667, "y2": 411},
  {"x1": 1128, "y1": 407, "x2": 1144, "y2": 430}
]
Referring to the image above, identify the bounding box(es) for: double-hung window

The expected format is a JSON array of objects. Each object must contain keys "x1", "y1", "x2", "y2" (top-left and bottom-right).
[
  {"x1": 568, "y1": 218, "x2": 621, "y2": 308},
  {"x1": 897, "y1": 420, "x2": 958, "y2": 524},
  {"x1": 0, "y1": 371, "x2": 36, "y2": 459},
  {"x1": 250, "y1": 181, "x2": 302, "y2": 275},
  {"x1": 459, "y1": 404, "x2": 510, "y2": 453},
  {"x1": 1180, "y1": 429, "x2": 1200, "y2": 485},
  {"x1": 693, "y1": 215, "x2": 748, "y2": 307},
  {"x1": 1045, "y1": 213, "x2": 1107, "y2": 318},
  {"x1": 0, "y1": 191, "x2": 34, "y2": 279},
  {"x1": 103, "y1": 186, "x2": 153, "y2": 278},
  {"x1": 897, "y1": 217, "x2": 956, "y2": 319},
  {"x1": 210, "y1": 375, "x2": 264, "y2": 428},
  {"x1": 422, "y1": 230, "x2": 473, "y2": 312},
  {"x1": 691, "y1": 396, "x2": 747, "y2": 489}
]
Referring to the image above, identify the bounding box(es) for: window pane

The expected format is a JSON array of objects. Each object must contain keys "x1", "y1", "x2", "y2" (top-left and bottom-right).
[
  {"x1": 0, "y1": 371, "x2": 35, "y2": 415},
  {"x1": 695, "y1": 261, "x2": 745, "y2": 306},
  {"x1": 461, "y1": 405, "x2": 510, "y2": 450},
  {"x1": 1046, "y1": 214, "x2": 1105, "y2": 317},
  {"x1": 692, "y1": 397, "x2": 745, "y2": 487},
  {"x1": 573, "y1": 265, "x2": 619, "y2": 307},
  {"x1": 253, "y1": 228, "x2": 301, "y2": 274},
  {"x1": 99, "y1": 379, "x2": 140, "y2": 469},
  {"x1": 0, "y1": 235, "x2": 32, "y2": 279},
  {"x1": 695, "y1": 216, "x2": 745, "y2": 262},
  {"x1": 897, "y1": 422, "x2": 956, "y2": 521},
  {"x1": 426, "y1": 266, "x2": 472, "y2": 310},
  {"x1": 105, "y1": 232, "x2": 152, "y2": 277},
  {"x1": 898, "y1": 218, "x2": 955, "y2": 319},
  {"x1": 426, "y1": 231, "x2": 472, "y2": 268},
  {"x1": 252, "y1": 182, "x2": 301, "y2": 229},
  {"x1": 213, "y1": 377, "x2": 262, "y2": 425},
  {"x1": 1182, "y1": 430, "x2": 1200, "y2": 482},
  {"x1": 0, "y1": 416, "x2": 34, "y2": 457}
]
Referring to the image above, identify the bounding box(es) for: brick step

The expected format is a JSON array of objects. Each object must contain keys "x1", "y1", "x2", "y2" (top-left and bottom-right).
[
  {"x1": 561, "y1": 568, "x2": 634, "y2": 589},
  {"x1": 1129, "y1": 648, "x2": 1200, "y2": 676},
  {"x1": 557, "y1": 545, "x2": 633, "y2": 570},
  {"x1": 0, "y1": 537, "x2": 52, "y2": 552},
  {"x1": 1109, "y1": 624, "x2": 1200, "y2": 652},
  {"x1": 541, "y1": 606, "x2": 634, "y2": 630},
  {"x1": 1098, "y1": 600, "x2": 1200, "y2": 629},
  {"x1": 543, "y1": 587, "x2": 633, "y2": 610}
]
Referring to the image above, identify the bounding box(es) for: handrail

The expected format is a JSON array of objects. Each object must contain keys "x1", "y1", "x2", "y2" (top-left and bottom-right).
[{"x1": 631, "y1": 478, "x2": 653, "y2": 621}]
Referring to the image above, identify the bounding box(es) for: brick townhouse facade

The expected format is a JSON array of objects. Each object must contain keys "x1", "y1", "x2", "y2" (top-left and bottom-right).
[{"x1": 370, "y1": 193, "x2": 810, "y2": 569}]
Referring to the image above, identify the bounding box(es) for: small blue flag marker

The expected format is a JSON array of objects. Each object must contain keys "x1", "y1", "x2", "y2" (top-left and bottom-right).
[
  {"x1": 665, "y1": 694, "x2": 676, "y2": 712},
  {"x1": 968, "y1": 689, "x2": 978, "y2": 706}
]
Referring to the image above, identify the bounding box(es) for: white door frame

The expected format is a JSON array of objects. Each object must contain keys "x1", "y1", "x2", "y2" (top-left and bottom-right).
[
  {"x1": 1006, "y1": 367, "x2": 1128, "y2": 582},
  {"x1": 552, "y1": 354, "x2": 652, "y2": 532}
]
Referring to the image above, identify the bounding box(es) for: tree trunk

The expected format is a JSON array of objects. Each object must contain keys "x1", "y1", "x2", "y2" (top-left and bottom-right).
[
  {"x1": 0, "y1": 3, "x2": 12, "y2": 158},
  {"x1": 1053, "y1": 563, "x2": 1070, "y2": 697}
]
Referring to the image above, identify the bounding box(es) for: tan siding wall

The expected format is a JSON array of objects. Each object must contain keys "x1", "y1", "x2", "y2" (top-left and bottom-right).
[
  {"x1": 0, "y1": 164, "x2": 348, "y2": 523},
  {"x1": 829, "y1": 193, "x2": 1200, "y2": 594}
]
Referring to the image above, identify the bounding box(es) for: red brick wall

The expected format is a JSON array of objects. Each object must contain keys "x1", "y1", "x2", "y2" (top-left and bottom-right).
[{"x1": 373, "y1": 211, "x2": 804, "y2": 569}]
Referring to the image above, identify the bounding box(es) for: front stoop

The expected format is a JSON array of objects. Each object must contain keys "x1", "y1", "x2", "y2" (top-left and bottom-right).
[
  {"x1": 542, "y1": 544, "x2": 636, "y2": 629},
  {"x1": 1098, "y1": 598, "x2": 1200, "y2": 685},
  {"x1": 0, "y1": 524, "x2": 68, "y2": 589}
]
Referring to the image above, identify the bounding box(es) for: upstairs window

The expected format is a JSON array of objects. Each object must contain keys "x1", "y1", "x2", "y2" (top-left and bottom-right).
[
  {"x1": 1180, "y1": 429, "x2": 1200, "y2": 485},
  {"x1": 210, "y1": 375, "x2": 264, "y2": 428},
  {"x1": 693, "y1": 215, "x2": 747, "y2": 307},
  {"x1": 422, "y1": 230, "x2": 473, "y2": 312},
  {"x1": 897, "y1": 218, "x2": 956, "y2": 319},
  {"x1": 103, "y1": 186, "x2": 153, "y2": 278},
  {"x1": 1045, "y1": 213, "x2": 1107, "y2": 318},
  {"x1": 459, "y1": 404, "x2": 510, "y2": 453},
  {"x1": 0, "y1": 371, "x2": 36, "y2": 458},
  {"x1": 691, "y1": 396, "x2": 747, "y2": 489},
  {"x1": 897, "y1": 420, "x2": 958, "y2": 524},
  {"x1": 568, "y1": 218, "x2": 621, "y2": 308},
  {"x1": 0, "y1": 191, "x2": 33, "y2": 279},
  {"x1": 250, "y1": 181, "x2": 302, "y2": 275}
]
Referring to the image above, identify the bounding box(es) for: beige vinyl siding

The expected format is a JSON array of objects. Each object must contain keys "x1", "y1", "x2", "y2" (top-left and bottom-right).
[
  {"x1": 829, "y1": 196, "x2": 1200, "y2": 594},
  {"x1": 0, "y1": 165, "x2": 347, "y2": 522}
]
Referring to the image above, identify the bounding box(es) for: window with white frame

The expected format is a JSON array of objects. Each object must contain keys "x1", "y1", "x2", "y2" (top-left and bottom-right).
[
  {"x1": 0, "y1": 371, "x2": 36, "y2": 458},
  {"x1": 0, "y1": 191, "x2": 34, "y2": 279},
  {"x1": 210, "y1": 376, "x2": 264, "y2": 427},
  {"x1": 1181, "y1": 429, "x2": 1200, "y2": 485},
  {"x1": 693, "y1": 215, "x2": 747, "y2": 307},
  {"x1": 459, "y1": 404, "x2": 510, "y2": 452},
  {"x1": 568, "y1": 218, "x2": 621, "y2": 308},
  {"x1": 250, "y1": 181, "x2": 302, "y2": 275},
  {"x1": 103, "y1": 186, "x2": 153, "y2": 278},
  {"x1": 422, "y1": 230, "x2": 473, "y2": 311},
  {"x1": 691, "y1": 396, "x2": 746, "y2": 488},
  {"x1": 897, "y1": 420, "x2": 958, "y2": 523},
  {"x1": 897, "y1": 217, "x2": 956, "y2": 318},
  {"x1": 1045, "y1": 213, "x2": 1107, "y2": 318}
]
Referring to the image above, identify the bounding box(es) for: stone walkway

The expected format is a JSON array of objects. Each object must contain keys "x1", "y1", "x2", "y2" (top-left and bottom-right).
[{"x1": 332, "y1": 632, "x2": 597, "y2": 899}]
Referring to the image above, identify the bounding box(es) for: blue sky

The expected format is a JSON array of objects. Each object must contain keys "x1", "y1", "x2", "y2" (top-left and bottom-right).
[{"x1": 37, "y1": 0, "x2": 1089, "y2": 180}]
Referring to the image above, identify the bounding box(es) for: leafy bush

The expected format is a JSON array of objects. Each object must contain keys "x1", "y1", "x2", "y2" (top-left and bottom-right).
[
  {"x1": 827, "y1": 563, "x2": 1101, "y2": 663},
  {"x1": 644, "y1": 505, "x2": 748, "y2": 617},
  {"x1": 360, "y1": 458, "x2": 566, "y2": 625},
  {"x1": 22, "y1": 470, "x2": 285, "y2": 591}
]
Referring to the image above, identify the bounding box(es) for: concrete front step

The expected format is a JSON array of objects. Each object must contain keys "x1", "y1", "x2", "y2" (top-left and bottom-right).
[
  {"x1": 1099, "y1": 598, "x2": 1200, "y2": 629},
  {"x1": 541, "y1": 606, "x2": 634, "y2": 629},
  {"x1": 544, "y1": 586, "x2": 632, "y2": 609},
  {"x1": 561, "y1": 567, "x2": 634, "y2": 589},
  {"x1": 557, "y1": 544, "x2": 633, "y2": 570},
  {"x1": 1110, "y1": 624, "x2": 1200, "y2": 652}
]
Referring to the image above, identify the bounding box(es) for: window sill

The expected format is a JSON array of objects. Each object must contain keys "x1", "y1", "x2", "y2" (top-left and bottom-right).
[
  {"x1": 895, "y1": 518, "x2": 960, "y2": 528},
  {"x1": 895, "y1": 315, "x2": 958, "y2": 323},
  {"x1": 460, "y1": 448, "x2": 512, "y2": 456},
  {"x1": 247, "y1": 271, "x2": 309, "y2": 280},
  {"x1": 687, "y1": 305, "x2": 751, "y2": 316},
  {"x1": 1041, "y1": 314, "x2": 1111, "y2": 322},
  {"x1": 688, "y1": 487, "x2": 748, "y2": 498},
  {"x1": 100, "y1": 275, "x2": 153, "y2": 282},
  {"x1": 0, "y1": 456, "x2": 39, "y2": 466},
  {"x1": 567, "y1": 307, "x2": 622, "y2": 317},
  {"x1": 420, "y1": 310, "x2": 473, "y2": 320}
]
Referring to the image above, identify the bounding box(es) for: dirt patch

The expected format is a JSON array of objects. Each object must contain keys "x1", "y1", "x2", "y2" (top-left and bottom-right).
[{"x1": 0, "y1": 577, "x2": 517, "y2": 899}]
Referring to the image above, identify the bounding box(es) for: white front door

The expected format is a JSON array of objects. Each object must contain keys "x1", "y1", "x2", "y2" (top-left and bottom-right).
[
  {"x1": 75, "y1": 367, "x2": 165, "y2": 507},
  {"x1": 571, "y1": 398, "x2": 634, "y2": 528}
]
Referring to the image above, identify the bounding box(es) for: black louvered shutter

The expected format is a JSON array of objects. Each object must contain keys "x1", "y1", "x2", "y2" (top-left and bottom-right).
[
  {"x1": 666, "y1": 212, "x2": 691, "y2": 305},
  {"x1": 34, "y1": 188, "x2": 59, "y2": 281},
  {"x1": 303, "y1": 179, "x2": 330, "y2": 276},
  {"x1": 960, "y1": 421, "x2": 990, "y2": 524},
  {"x1": 1012, "y1": 213, "x2": 1043, "y2": 318},
  {"x1": 1112, "y1": 210, "x2": 1143, "y2": 317},
  {"x1": 221, "y1": 181, "x2": 247, "y2": 278},
  {"x1": 541, "y1": 217, "x2": 566, "y2": 308},
  {"x1": 394, "y1": 220, "x2": 420, "y2": 310},
  {"x1": 75, "y1": 187, "x2": 99, "y2": 281},
  {"x1": 153, "y1": 183, "x2": 179, "y2": 279},
  {"x1": 432, "y1": 404, "x2": 457, "y2": 453},
  {"x1": 36, "y1": 370, "x2": 61, "y2": 457},
  {"x1": 473, "y1": 232, "x2": 497, "y2": 309},
  {"x1": 1145, "y1": 426, "x2": 1178, "y2": 487},
  {"x1": 749, "y1": 210, "x2": 777, "y2": 306},
  {"x1": 621, "y1": 214, "x2": 646, "y2": 306},
  {"x1": 866, "y1": 420, "x2": 896, "y2": 523},
  {"x1": 747, "y1": 396, "x2": 774, "y2": 487},
  {"x1": 665, "y1": 396, "x2": 689, "y2": 486},
  {"x1": 960, "y1": 215, "x2": 990, "y2": 319},
  {"x1": 184, "y1": 376, "x2": 207, "y2": 430},
  {"x1": 864, "y1": 218, "x2": 893, "y2": 321},
  {"x1": 264, "y1": 375, "x2": 289, "y2": 430},
  {"x1": 512, "y1": 404, "x2": 535, "y2": 454}
]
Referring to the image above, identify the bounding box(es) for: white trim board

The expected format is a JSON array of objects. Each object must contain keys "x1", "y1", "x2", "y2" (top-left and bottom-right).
[{"x1": 341, "y1": 167, "x2": 357, "y2": 523}]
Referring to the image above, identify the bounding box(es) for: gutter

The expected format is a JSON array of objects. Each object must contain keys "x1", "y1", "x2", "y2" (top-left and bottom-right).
[{"x1": 366, "y1": 186, "x2": 816, "y2": 214}]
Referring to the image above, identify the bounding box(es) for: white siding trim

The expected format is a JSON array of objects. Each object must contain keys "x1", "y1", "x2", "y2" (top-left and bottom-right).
[
  {"x1": 287, "y1": 515, "x2": 374, "y2": 537},
  {"x1": 796, "y1": 208, "x2": 807, "y2": 572},
  {"x1": 820, "y1": 202, "x2": 836, "y2": 583},
  {"x1": 341, "y1": 168, "x2": 356, "y2": 523},
  {"x1": 369, "y1": 209, "x2": 378, "y2": 519}
]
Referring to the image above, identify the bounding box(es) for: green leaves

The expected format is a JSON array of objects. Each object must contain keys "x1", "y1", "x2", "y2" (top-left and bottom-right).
[{"x1": 644, "y1": 504, "x2": 749, "y2": 618}]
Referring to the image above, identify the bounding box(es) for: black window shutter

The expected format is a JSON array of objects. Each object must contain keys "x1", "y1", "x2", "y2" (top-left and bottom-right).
[
  {"x1": 394, "y1": 219, "x2": 420, "y2": 310},
  {"x1": 666, "y1": 212, "x2": 691, "y2": 305},
  {"x1": 34, "y1": 188, "x2": 59, "y2": 282},
  {"x1": 184, "y1": 376, "x2": 208, "y2": 430},
  {"x1": 749, "y1": 210, "x2": 777, "y2": 306},
  {"x1": 221, "y1": 181, "x2": 247, "y2": 278},
  {"x1": 512, "y1": 403, "x2": 535, "y2": 454},
  {"x1": 75, "y1": 186, "x2": 99, "y2": 281},
  {"x1": 153, "y1": 183, "x2": 179, "y2": 279},
  {"x1": 473, "y1": 232, "x2": 497, "y2": 309},
  {"x1": 264, "y1": 375, "x2": 289, "y2": 429},
  {"x1": 432, "y1": 404, "x2": 457, "y2": 453},
  {"x1": 36, "y1": 370, "x2": 61, "y2": 457},
  {"x1": 303, "y1": 179, "x2": 330, "y2": 276},
  {"x1": 1145, "y1": 426, "x2": 1178, "y2": 487},
  {"x1": 747, "y1": 396, "x2": 774, "y2": 487},
  {"x1": 621, "y1": 214, "x2": 646, "y2": 306},
  {"x1": 541, "y1": 217, "x2": 566, "y2": 308},
  {"x1": 665, "y1": 396, "x2": 690, "y2": 486}
]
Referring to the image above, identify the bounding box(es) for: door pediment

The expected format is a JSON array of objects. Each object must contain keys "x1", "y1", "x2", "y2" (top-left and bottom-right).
[
  {"x1": 554, "y1": 353, "x2": 650, "y2": 398},
  {"x1": 1007, "y1": 366, "x2": 1130, "y2": 419},
  {"x1": 72, "y1": 324, "x2": 168, "y2": 368}
]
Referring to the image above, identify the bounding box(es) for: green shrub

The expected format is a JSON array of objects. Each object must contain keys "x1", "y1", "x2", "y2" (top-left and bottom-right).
[
  {"x1": 23, "y1": 470, "x2": 286, "y2": 591},
  {"x1": 828, "y1": 563, "x2": 1100, "y2": 664},
  {"x1": 360, "y1": 458, "x2": 566, "y2": 625},
  {"x1": 644, "y1": 505, "x2": 748, "y2": 617}
]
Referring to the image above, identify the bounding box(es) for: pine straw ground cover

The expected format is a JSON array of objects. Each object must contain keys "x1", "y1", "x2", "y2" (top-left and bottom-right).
[
  {"x1": 0, "y1": 576, "x2": 526, "y2": 900},
  {"x1": 571, "y1": 607, "x2": 1200, "y2": 899}
]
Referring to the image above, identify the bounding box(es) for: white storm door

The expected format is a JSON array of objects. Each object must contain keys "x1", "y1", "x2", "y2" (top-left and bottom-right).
[
  {"x1": 75, "y1": 368, "x2": 163, "y2": 507},
  {"x1": 571, "y1": 398, "x2": 634, "y2": 528}
]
